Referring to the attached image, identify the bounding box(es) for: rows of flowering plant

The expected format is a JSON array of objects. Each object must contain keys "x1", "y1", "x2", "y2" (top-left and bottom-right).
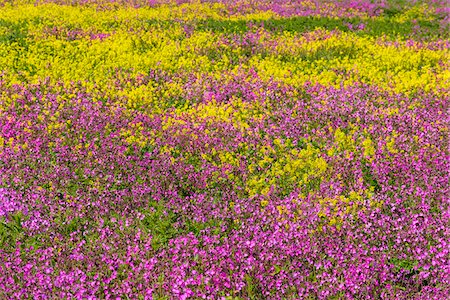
[{"x1": 0, "y1": 0, "x2": 449, "y2": 299}]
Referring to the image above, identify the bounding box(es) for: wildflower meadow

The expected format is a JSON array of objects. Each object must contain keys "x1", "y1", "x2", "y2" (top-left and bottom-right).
[{"x1": 0, "y1": 0, "x2": 449, "y2": 299}]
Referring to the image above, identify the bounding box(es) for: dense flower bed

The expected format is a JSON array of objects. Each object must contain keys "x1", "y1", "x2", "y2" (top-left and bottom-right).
[{"x1": 0, "y1": 0, "x2": 449, "y2": 298}]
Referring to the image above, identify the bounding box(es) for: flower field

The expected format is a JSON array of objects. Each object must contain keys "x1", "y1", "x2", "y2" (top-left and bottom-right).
[{"x1": 0, "y1": 0, "x2": 449, "y2": 298}]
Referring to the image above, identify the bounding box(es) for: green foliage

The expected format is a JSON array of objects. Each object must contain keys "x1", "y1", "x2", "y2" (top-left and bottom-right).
[
  {"x1": 390, "y1": 257, "x2": 418, "y2": 273},
  {"x1": 0, "y1": 212, "x2": 43, "y2": 253},
  {"x1": 361, "y1": 160, "x2": 381, "y2": 192},
  {"x1": 0, "y1": 212, "x2": 24, "y2": 250},
  {"x1": 196, "y1": 15, "x2": 446, "y2": 40}
]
